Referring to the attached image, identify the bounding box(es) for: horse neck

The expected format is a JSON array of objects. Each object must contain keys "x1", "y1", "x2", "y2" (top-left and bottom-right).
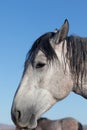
[{"x1": 72, "y1": 74, "x2": 87, "y2": 99}]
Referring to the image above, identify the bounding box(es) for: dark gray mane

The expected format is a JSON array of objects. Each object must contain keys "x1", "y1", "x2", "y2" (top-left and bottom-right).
[
  {"x1": 24, "y1": 32, "x2": 57, "y2": 69},
  {"x1": 66, "y1": 35, "x2": 87, "y2": 86}
]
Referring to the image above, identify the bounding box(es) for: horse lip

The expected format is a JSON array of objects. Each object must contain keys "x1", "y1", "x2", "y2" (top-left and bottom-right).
[
  {"x1": 16, "y1": 122, "x2": 32, "y2": 129},
  {"x1": 17, "y1": 121, "x2": 37, "y2": 129},
  {"x1": 28, "y1": 114, "x2": 37, "y2": 129}
]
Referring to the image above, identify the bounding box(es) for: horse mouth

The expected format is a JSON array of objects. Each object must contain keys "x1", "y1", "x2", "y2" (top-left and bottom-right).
[
  {"x1": 15, "y1": 114, "x2": 37, "y2": 129},
  {"x1": 16, "y1": 121, "x2": 37, "y2": 129}
]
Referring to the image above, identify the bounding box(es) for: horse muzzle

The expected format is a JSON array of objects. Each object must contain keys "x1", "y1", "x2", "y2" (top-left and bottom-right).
[{"x1": 11, "y1": 105, "x2": 37, "y2": 129}]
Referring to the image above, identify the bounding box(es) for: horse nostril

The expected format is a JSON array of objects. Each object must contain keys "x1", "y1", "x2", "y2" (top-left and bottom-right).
[
  {"x1": 16, "y1": 110, "x2": 21, "y2": 121},
  {"x1": 11, "y1": 108, "x2": 21, "y2": 125}
]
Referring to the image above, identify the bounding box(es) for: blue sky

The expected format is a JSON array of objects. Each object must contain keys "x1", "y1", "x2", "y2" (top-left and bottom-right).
[{"x1": 0, "y1": 0, "x2": 87, "y2": 125}]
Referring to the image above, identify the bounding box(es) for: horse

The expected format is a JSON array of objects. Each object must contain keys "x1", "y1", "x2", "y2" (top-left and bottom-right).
[
  {"x1": 34, "y1": 117, "x2": 83, "y2": 130},
  {"x1": 11, "y1": 19, "x2": 87, "y2": 129},
  {"x1": 16, "y1": 117, "x2": 83, "y2": 130}
]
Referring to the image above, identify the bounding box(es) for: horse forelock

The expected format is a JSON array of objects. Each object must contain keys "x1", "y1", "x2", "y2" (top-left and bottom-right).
[
  {"x1": 24, "y1": 32, "x2": 58, "y2": 69},
  {"x1": 66, "y1": 35, "x2": 87, "y2": 86}
]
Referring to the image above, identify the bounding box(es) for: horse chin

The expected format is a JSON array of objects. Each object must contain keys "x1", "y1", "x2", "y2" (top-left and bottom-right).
[
  {"x1": 27, "y1": 121, "x2": 37, "y2": 129},
  {"x1": 17, "y1": 120, "x2": 37, "y2": 129}
]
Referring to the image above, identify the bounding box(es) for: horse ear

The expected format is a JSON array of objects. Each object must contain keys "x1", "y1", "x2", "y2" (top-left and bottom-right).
[
  {"x1": 58, "y1": 19, "x2": 69, "y2": 42},
  {"x1": 50, "y1": 19, "x2": 69, "y2": 44}
]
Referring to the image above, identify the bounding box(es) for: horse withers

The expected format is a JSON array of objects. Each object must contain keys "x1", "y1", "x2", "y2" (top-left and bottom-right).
[{"x1": 11, "y1": 19, "x2": 87, "y2": 129}]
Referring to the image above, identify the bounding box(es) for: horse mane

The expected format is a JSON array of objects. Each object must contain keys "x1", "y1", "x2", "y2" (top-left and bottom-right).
[{"x1": 66, "y1": 35, "x2": 87, "y2": 86}]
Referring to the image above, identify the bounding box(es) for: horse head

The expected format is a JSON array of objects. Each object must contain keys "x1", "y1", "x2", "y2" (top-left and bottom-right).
[{"x1": 11, "y1": 19, "x2": 74, "y2": 129}]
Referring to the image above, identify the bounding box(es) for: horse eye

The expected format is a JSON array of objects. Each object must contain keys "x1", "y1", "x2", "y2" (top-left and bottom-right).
[{"x1": 35, "y1": 62, "x2": 46, "y2": 69}]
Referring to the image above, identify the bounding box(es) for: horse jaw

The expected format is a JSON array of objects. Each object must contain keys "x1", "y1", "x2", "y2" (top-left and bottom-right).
[{"x1": 11, "y1": 82, "x2": 57, "y2": 129}]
